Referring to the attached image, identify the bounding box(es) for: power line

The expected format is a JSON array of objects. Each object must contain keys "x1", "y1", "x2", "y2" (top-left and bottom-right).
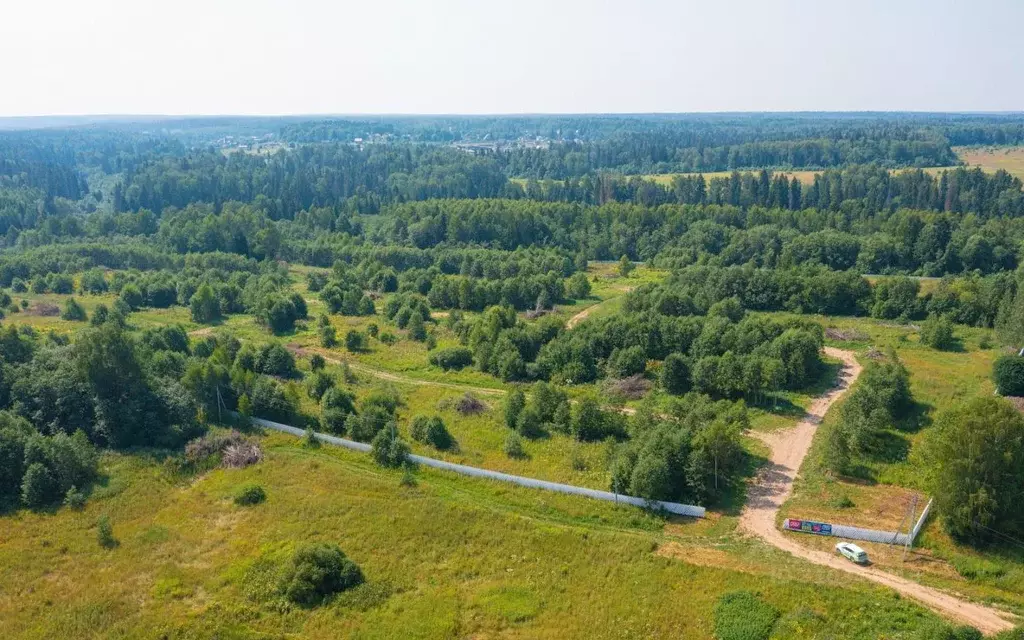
[{"x1": 970, "y1": 520, "x2": 1024, "y2": 551}]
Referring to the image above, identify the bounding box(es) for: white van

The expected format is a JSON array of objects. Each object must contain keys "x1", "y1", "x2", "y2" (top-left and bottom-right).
[{"x1": 835, "y1": 542, "x2": 869, "y2": 565}]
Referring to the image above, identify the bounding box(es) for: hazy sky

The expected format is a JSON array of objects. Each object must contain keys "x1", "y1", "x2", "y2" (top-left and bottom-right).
[{"x1": 2, "y1": 0, "x2": 1022, "y2": 116}]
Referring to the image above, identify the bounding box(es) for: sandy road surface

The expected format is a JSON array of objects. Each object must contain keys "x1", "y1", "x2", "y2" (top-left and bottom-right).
[
  {"x1": 566, "y1": 287, "x2": 635, "y2": 329},
  {"x1": 740, "y1": 347, "x2": 1014, "y2": 634}
]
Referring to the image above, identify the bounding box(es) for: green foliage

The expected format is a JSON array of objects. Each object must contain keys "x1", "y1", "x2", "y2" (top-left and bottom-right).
[
  {"x1": 345, "y1": 330, "x2": 366, "y2": 352},
  {"x1": 306, "y1": 371, "x2": 335, "y2": 402},
  {"x1": 238, "y1": 342, "x2": 298, "y2": 378},
  {"x1": 347, "y1": 407, "x2": 393, "y2": 443},
  {"x1": 566, "y1": 272, "x2": 591, "y2": 299},
  {"x1": 921, "y1": 314, "x2": 955, "y2": 350},
  {"x1": 924, "y1": 397, "x2": 1024, "y2": 545},
  {"x1": 370, "y1": 425, "x2": 411, "y2": 468},
  {"x1": 64, "y1": 485, "x2": 86, "y2": 510},
  {"x1": 871, "y1": 277, "x2": 922, "y2": 320},
  {"x1": 20, "y1": 462, "x2": 55, "y2": 508},
  {"x1": 320, "y1": 387, "x2": 356, "y2": 435},
  {"x1": 830, "y1": 354, "x2": 913, "y2": 464},
  {"x1": 119, "y1": 284, "x2": 144, "y2": 310},
  {"x1": 515, "y1": 406, "x2": 545, "y2": 439},
  {"x1": 237, "y1": 393, "x2": 252, "y2": 418},
  {"x1": 503, "y1": 432, "x2": 526, "y2": 459},
  {"x1": 97, "y1": 515, "x2": 117, "y2": 549},
  {"x1": 611, "y1": 394, "x2": 747, "y2": 504},
  {"x1": 504, "y1": 388, "x2": 526, "y2": 430},
  {"x1": 409, "y1": 415, "x2": 454, "y2": 451},
  {"x1": 302, "y1": 428, "x2": 320, "y2": 449},
  {"x1": 407, "y1": 312, "x2": 427, "y2": 342},
  {"x1": 234, "y1": 484, "x2": 267, "y2": 506},
  {"x1": 713, "y1": 591, "x2": 780, "y2": 640},
  {"x1": 1, "y1": 413, "x2": 98, "y2": 509},
  {"x1": 249, "y1": 376, "x2": 296, "y2": 422},
  {"x1": 607, "y1": 346, "x2": 646, "y2": 378},
  {"x1": 319, "y1": 324, "x2": 337, "y2": 348},
  {"x1": 61, "y1": 297, "x2": 87, "y2": 321},
  {"x1": 189, "y1": 284, "x2": 221, "y2": 324},
  {"x1": 570, "y1": 395, "x2": 615, "y2": 442},
  {"x1": 277, "y1": 543, "x2": 364, "y2": 607},
  {"x1": 617, "y1": 255, "x2": 634, "y2": 278},
  {"x1": 309, "y1": 353, "x2": 326, "y2": 371},
  {"x1": 89, "y1": 303, "x2": 109, "y2": 326},
  {"x1": 993, "y1": 355, "x2": 1024, "y2": 396},
  {"x1": 429, "y1": 346, "x2": 474, "y2": 371},
  {"x1": 660, "y1": 353, "x2": 691, "y2": 395}
]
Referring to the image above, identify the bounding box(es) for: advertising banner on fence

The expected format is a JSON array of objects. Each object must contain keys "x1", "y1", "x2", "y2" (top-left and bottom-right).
[{"x1": 784, "y1": 518, "x2": 833, "y2": 536}]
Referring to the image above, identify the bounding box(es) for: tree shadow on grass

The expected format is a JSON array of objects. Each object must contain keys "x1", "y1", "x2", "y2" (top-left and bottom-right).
[
  {"x1": 895, "y1": 400, "x2": 933, "y2": 434},
  {"x1": 713, "y1": 448, "x2": 772, "y2": 517}
]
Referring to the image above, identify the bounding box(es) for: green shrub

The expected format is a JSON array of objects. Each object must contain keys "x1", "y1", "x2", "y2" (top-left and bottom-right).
[
  {"x1": 20, "y1": 462, "x2": 55, "y2": 508},
  {"x1": 309, "y1": 353, "x2": 326, "y2": 371},
  {"x1": 504, "y1": 388, "x2": 526, "y2": 429},
  {"x1": 319, "y1": 324, "x2": 337, "y2": 348},
  {"x1": 504, "y1": 432, "x2": 526, "y2": 459},
  {"x1": 306, "y1": 371, "x2": 335, "y2": 401},
  {"x1": 371, "y1": 426, "x2": 410, "y2": 468},
  {"x1": 61, "y1": 297, "x2": 87, "y2": 322},
  {"x1": 994, "y1": 355, "x2": 1024, "y2": 396},
  {"x1": 97, "y1": 515, "x2": 117, "y2": 549},
  {"x1": 345, "y1": 330, "x2": 366, "y2": 352},
  {"x1": 713, "y1": 591, "x2": 780, "y2": 640},
  {"x1": 921, "y1": 314, "x2": 955, "y2": 350},
  {"x1": 400, "y1": 468, "x2": 417, "y2": 487},
  {"x1": 277, "y1": 542, "x2": 363, "y2": 606},
  {"x1": 429, "y1": 346, "x2": 474, "y2": 371},
  {"x1": 234, "y1": 484, "x2": 267, "y2": 506},
  {"x1": 409, "y1": 415, "x2": 455, "y2": 450},
  {"x1": 64, "y1": 485, "x2": 86, "y2": 510}
]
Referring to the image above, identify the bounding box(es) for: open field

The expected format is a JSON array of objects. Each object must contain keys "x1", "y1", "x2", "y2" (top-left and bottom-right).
[
  {"x1": 511, "y1": 166, "x2": 955, "y2": 188},
  {"x1": 641, "y1": 166, "x2": 952, "y2": 186},
  {"x1": 956, "y1": 146, "x2": 1024, "y2": 181},
  {"x1": 0, "y1": 430, "x2": 960, "y2": 639}
]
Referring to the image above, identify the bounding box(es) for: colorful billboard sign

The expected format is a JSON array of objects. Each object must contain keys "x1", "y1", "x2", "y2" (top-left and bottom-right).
[{"x1": 784, "y1": 518, "x2": 833, "y2": 536}]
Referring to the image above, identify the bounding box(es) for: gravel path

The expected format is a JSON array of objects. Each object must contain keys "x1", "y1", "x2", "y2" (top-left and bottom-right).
[{"x1": 739, "y1": 347, "x2": 1015, "y2": 634}]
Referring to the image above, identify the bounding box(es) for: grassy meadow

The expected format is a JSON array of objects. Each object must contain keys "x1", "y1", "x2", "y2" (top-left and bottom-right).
[
  {"x1": 956, "y1": 146, "x2": 1024, "y2": 181},
  {"x1": 0, "y1": 429, "x2": 957, "y2": 639}
]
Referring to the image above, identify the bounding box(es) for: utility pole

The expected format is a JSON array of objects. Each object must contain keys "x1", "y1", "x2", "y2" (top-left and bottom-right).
[{"x1": 898, "y1": 495, "x2": 919, "y2": 562}]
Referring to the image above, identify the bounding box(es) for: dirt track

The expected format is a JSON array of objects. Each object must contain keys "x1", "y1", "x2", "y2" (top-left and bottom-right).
[
  {"x1": 286, "y1": 344, "x2": 507, "y2": 397},
  {"x1": 739, "y1": 347, "x2": 1015, "y2": 634},
  {"x1": 566, "y1": 287, "x2": 635, "y2": 329}
]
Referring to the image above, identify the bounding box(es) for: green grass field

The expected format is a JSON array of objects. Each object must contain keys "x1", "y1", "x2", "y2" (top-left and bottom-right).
[{"x1": 0, "y1": 430, "x2": 956, "y2": 639}]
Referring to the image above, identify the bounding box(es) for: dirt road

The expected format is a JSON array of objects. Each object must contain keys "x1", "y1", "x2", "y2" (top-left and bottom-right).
[
  {"x1": 286, "y1": 344, "x2": 507, "y2": 397},
  {"x1": 566, "y1": 287, "x2": 635, "y2": 329},
  {"x1": 739, "y1": 347, "x2": 1014, "y2": 634}
]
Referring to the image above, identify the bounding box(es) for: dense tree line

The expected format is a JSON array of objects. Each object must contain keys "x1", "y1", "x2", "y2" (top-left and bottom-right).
[{"x1": 644, "y1": 267, "x2": 1010, "y2": 328}]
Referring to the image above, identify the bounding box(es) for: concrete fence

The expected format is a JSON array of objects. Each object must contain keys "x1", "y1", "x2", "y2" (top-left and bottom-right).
[
  {"x1": 783, "y1": 499, "x2": 933, "y2": 546},
  {"x1": 247, "y1": 415, "x2": 706, "y2": 518}
]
